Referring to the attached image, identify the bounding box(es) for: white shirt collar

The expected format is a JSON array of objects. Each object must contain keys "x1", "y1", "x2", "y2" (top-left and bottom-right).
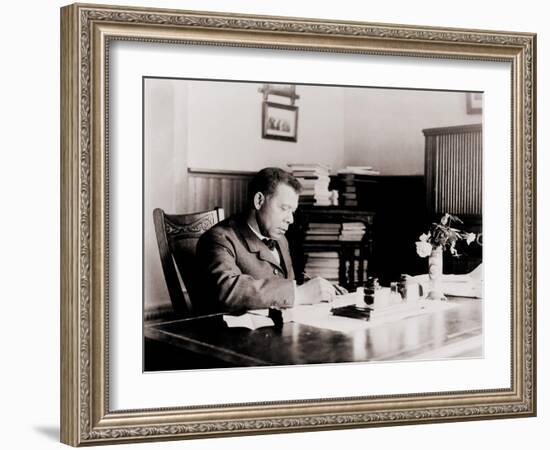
[
  {"x1": 248, "y1": 223, "x2": 281, "y2": 265},
  {"x1": 248, "y1": 223, "x2": 269, "y2": 241}
]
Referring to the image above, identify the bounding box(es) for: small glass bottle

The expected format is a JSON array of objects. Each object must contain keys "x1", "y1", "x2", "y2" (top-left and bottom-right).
[
  {"x1": 363, "y1": 276, "x2": 380, "y2": 306},
  {"x1": 397, "y1": 274, "x2": 422, "y2": 302},
  {"x1": 398, "y1": 274, "x2": 408, "y2": 300}
]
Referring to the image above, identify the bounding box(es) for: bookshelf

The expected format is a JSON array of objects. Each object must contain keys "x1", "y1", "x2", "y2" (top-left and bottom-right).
[{"x1": 288, "y1": 206, "x2": 375, "y2": 290}]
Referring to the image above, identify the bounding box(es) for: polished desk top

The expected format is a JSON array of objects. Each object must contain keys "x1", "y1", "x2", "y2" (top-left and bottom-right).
[{"x1": 145, "y1": 298, "x2": 482, "y2": 369}]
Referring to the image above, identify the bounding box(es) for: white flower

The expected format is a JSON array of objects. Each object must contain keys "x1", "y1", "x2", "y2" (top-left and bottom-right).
[
  {"x1": 419, "y1": 233, "x2": 430, "y2": 242},
  {"x1": 450, "y1": 241, "x2": 458, "y2": 256},
  {"x1": 465, "y1": 233, "x2": 476, "y2": 245},
  {"x1": 416, "y1": 241, "x2": 432, "y2": 258}
]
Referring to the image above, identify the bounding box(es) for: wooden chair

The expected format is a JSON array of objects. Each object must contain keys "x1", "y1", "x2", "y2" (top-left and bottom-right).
[{"x1": 153, "y1": 207, "x2": 224, "y2": 316}]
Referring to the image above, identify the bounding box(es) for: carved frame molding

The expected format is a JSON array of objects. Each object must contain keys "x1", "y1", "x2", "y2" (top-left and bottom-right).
[{"x1": 60, "y1": 3, "x2": 536, "y2": 446}]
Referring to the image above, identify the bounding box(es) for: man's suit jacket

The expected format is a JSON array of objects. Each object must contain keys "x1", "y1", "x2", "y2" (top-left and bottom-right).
[{"x1": 196, "y1": 215, "x2": 296, "y2": 313}]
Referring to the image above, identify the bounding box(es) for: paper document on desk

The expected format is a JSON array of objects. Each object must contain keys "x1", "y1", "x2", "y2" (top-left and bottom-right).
[
  {"x1": 412, "y1": 264, "x2": 483, "y2": 298},
  {"x1": 258, "y1": 300, "x2": 455, "y2": 333},
  {"x1": 247, "y1": 292, "x2": 370, "y2": 333},
  {"x1": 247, "y1": 291, "x2": 386, "y2": 332},
  {"x1": 280, "y1": 292, "x2": 361, "y2": 322},
  {"x1": 241, "y1": 290, "x2": 456, "y2": 333},
  {"x1": 248, "y1": 292, "x2": 361, "y2": 322},
  {"x1": 281, "y1": 303, "x2": 374, "y2": 333},
  {"x1": 370, "y1": 300, "x2": 456, "y2": 322},
  {"x1": 223, "y1": 313, "x2": 274, "y2": 330}
]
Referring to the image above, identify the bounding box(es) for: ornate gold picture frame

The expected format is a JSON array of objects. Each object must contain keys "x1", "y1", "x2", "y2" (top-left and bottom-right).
[{"x1": 60, "y1": 3, "x2": 536, "y2": 446}]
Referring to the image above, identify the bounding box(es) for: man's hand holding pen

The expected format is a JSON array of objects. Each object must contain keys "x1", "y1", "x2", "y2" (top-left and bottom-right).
[
  {"x1": 302, "y1": 271, "x2": 348, "y2": 295},
  {"x1": 332, "y1": 283, "x2": 348, "y2": 296},
  {"x1": 295, "y1": 272, "x2": 348, "y2": 305}
]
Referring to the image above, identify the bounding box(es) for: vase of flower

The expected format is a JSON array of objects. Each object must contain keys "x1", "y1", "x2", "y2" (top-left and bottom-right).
[
  {"x1": 426, "y1": 245, "x2": 446, "y2": 301},
  {"x1": 415, "y1": 213, "x2": 477, "y2": 301}
]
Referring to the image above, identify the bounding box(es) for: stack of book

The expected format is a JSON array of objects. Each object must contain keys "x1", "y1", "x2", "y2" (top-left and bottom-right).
[
  {"x1": 304, "y1": 251, "x2": 340, "y2": 283},
  {"x1": 339, "y1": 176, "x2": 358, "y2": 207},
  {"x1": 337, "y1": 165, "x2": 381, "y2": 176},
  {"x1": 288, "y1": 163, "x2": 331, "y2": 206},
  {"x1": 304, "y1": 222, "x2": 341, "y2": 242},
  {"x1": 339, "y1": 222, "x2": 366, "y2": 241},
  {"x1": 337, "y1": 166, "x2": 380, "y2": 207}
]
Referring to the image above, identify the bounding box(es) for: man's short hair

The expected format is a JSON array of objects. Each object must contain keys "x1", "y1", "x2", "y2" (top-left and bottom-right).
[{"x1": 248, "y1": 167, "x2": 302, "y2": 204}]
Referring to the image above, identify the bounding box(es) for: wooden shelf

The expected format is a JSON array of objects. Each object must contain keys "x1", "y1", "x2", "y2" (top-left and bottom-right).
[{"x1": 288, "y1": 207, "x2": 375, "y2": 289}]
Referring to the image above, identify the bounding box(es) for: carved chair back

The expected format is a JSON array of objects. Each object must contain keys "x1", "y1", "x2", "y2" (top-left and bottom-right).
[{"x1": 153, "y1": 207, "x2": 224, "y2": 316}]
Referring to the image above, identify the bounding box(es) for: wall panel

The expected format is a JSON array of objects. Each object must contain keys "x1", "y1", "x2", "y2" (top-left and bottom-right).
[
  {"x1": 424, "y1": 124, "x2": 482, "y2": 217},
  {"x1": 186, "y1": 169, "x2": 254, "y2": 217}
]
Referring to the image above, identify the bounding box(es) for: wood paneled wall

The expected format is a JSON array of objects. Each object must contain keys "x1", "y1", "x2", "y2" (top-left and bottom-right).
[
  {"x1": 424, "y1": 124, "x2": 482, "y2": 216},
  {"x1": 186, "y1": 169, "x2": 254, "y2": 217}
]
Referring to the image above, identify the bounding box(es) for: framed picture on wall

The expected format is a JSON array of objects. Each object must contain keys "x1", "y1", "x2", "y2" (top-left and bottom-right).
[
  {"x1": 262, "y1": 101, "x2": 298, "y2": 141},
  {"x1": 60, "y1": 3, "x2": 536, "y2": 446},
  {"x1": 467, "y1": 92, "x2": 483, "y2": 114}
]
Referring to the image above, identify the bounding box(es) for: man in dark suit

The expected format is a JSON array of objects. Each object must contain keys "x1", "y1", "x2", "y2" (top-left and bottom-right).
[{"x1": 197, "y1": 167, "x2": 337, "y2": 313}]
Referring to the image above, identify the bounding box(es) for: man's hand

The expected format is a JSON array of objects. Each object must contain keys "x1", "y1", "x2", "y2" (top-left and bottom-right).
[
  {"x1": 295, "y1": 277, "x2": 336, "y2": 305},
  {"x1": 333, "y1": 284, "x2": 348, "y2": 295}
]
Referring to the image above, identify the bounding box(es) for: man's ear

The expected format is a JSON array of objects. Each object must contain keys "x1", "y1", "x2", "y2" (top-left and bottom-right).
[{"x1": 253, "y1": 192, "x2": 265, "y2": 210}]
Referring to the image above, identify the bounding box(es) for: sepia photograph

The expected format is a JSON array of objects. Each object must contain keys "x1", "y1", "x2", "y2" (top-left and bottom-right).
[
  {"x1": 143, "y1": 78, "x2": 484, "y2": 372},
  {"x1": 58, "y1": 2, "x2": 536, "y2": 446}
]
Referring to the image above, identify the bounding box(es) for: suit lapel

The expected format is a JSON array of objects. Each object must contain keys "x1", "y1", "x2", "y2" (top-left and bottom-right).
[
  {"x1": 276, "y1": 238, "x2": 293, "y2": 278},
  {"x1": 257, "y1": 246, "x2": 281, "y2": 268},
  {"x1": 234, "y1": 217, "x2": 285, "y2": 272}
]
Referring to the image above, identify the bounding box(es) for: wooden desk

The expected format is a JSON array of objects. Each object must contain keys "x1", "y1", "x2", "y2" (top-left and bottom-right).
[{"x1": 144, "y1": 298, "x2": 482, "y2": 370}]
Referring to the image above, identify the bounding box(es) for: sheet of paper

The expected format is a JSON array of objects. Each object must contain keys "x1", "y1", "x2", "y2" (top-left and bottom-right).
[
  {"x1": 293, "y1": 301, "x2": 458, "y2": 333},
  {"x1": 370, "y1": 300, "x2": 457, "y2": 321},
  {"x1": 412, "y1": 267, "x2": 483, "y2": 298},
  {"x1": 245, "y1": 290, "x2": 459, "y2": 334},
  {"x1": 223, "y1": 313, "x2": 274, "y2": 330},
  {"x1": 283, "y1": 304, "x2": 373, "y2": 333}
]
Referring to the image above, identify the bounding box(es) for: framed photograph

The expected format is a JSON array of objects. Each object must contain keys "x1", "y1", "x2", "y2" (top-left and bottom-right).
[
  {"x1": 466, "y1": 92, "x2": 483, "y2": 114},
  {"x1": 61, "y1": 3, "x2": 536, "y2": 446},
  {"x1": 262, "y1": 101, "x2": 298, "y2": 142}
]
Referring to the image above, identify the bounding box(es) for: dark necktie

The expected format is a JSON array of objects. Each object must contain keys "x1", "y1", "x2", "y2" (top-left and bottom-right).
[
  {"x1": 262, "y1": 238, "x2": 276, "y2": 250},
  {"x1": 262, "y1": 238, "x2": 287, "y2": 275}
]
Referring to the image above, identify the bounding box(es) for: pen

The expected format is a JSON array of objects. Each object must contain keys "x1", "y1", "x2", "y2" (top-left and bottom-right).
[{"x1": 302, "y1": 272, "x2": 348, "y2": 295}]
